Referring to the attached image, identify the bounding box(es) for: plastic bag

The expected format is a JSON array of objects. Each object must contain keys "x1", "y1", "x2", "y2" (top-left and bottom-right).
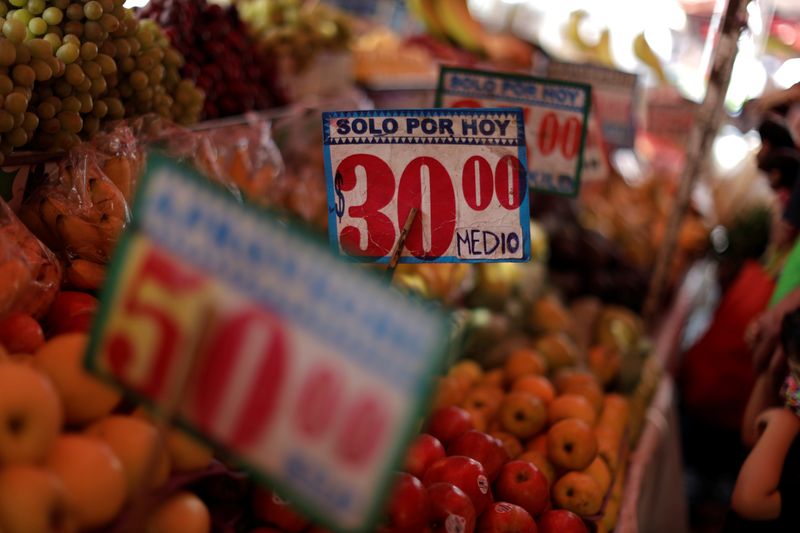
[
  {"x1": 0, "y1": 198, "x2": 61, "y2": 318},
  {"x1": 18, "y1": 138, "x2": 134, "y2": 291}
]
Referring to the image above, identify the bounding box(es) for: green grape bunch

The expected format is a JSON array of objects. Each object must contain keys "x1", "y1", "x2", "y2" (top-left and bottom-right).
[{"x1": 0, "y1": 0, "x2": 204, "y2": 162}]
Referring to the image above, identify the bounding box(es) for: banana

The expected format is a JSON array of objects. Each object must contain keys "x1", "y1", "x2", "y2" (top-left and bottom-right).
[
  {"x1": 102, "y1": 156, "x2": 134, "y2": 201},
  {"x1": 65, "y1": 258, "x2": 106, "y2": 291},
  {"x1": 89, "y1": 177, "x2": 129, "y2": 221},
  {"x1": 96, "y1": 214, "x2": 126, "y2": 258},
  {"x1": 564, "y1": 10, "x2": 591, "y2": 53},
  {"x1": 56, "y1": 214, "x2": 107, "y2": 263},
  {"x1": 633, "y1": 32, "x2": 667, "y2": 84},
  {"x1": 434, "y1": 0, "x2": 486, "y2": 54},
  {"x1": 407, "y1": 0, "x2": 447, "y2": 38}
]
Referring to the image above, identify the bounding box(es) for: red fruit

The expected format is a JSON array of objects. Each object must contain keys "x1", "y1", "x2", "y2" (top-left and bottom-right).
[
  {"x1": 494, "y1": 461, "x2": 549, "y2": 518},
  {"x1": 423, "y1": 456, "x2": 492, "y2": 515},
  {"x1": 0, "y1": 313, "x2": 44, "y2": 353},
  {"x1": 386, "y1": 473, "x2": 430, "y2": 530},
  {"x1": 426, "y1": 406, "x2": 474, "y2": 445},
  {"x1": 44, "y1": 291, "x2": 98, "y2": 335},
  {"x1": 405, "y1": 434, "x2": 446, "y2": 479},
  {"x1": 478, "y1": 502, "x2": 537, "y2": 533},
  {"x1": 251, "y1": 488, "x2": 310, "y2": 533},
  {"x1": 426, "y1": 482, "x2": 476, "y2": 533},
  {"x1": 536, "y1": 510, "x2": 588, "y2": 533},
  {"x1": 447, "y1": 430, "x2": 509, "y2": 482}
]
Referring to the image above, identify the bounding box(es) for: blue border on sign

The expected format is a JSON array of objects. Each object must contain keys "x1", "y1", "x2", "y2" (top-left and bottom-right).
[{"x1": 321, "y1": 108, "x2": 531, "y2": 263}]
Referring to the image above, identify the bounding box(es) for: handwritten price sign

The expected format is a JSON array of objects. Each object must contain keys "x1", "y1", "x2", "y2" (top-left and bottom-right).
[
  {"x1": 323, "y1": 108, "x2": 531, "y2": 263},
  {"x1": 435, "y1": 67, "x2": 591, "y2": 196},
  {"x1": 85, "y1": 155, "x2": 449, "y2": 533},
  {"x1": 547, "y1": 61, "x2": 638, "y2": 149}
]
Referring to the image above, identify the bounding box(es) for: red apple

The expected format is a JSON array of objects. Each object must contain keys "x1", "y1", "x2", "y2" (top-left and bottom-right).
[
  {"x1": 385, "y1": 472, "x2": 430, "y2": 531},
  {"x1": 43, "y1": 291, "x2": 98, "y2": 335},
  {"x1": 494, "y1": 461, "x2": 549, "y2": 518},
  {"x1": 405, "y1": 434, "x2": 446, "y2": 479},
  {"x1": 426, "y1": 406, "x2": 474, "y2": 445},
  {"x1": 536, "y1": 510, "x2": 588, "y2": 533},
  {"x1": 426, "y1": 482, "x2": 476, "y2": 533},
  {"x1": 423, "y1": 456, "x2": 492, "y2": 515},
  {"x1": 0, "y1": 314, "x2": 44, "y2": 354},
  {"x1": 447, "y1": 430, "x2": 510, "y2": 482},
  {"x1": 252, "y1": 488, "x2": 310, "y2": 533},
  {"x1": 478, "y1": 502, "x2": 537, "y2": 533}
]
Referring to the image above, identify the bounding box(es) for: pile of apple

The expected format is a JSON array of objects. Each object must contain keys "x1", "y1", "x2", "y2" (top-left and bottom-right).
[{"x1": 0, "y1": 292, "x2": 217, "y2": 533}]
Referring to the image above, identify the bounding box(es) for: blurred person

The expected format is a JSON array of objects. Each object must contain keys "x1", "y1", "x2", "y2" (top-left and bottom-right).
[{"x1": 725, "y1": 310, "x2": 800, "y2": 532}]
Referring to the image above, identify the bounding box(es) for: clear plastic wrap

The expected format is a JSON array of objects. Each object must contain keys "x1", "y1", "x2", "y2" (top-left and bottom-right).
[
  {"x1": 0, "y1": 198, "x2": 62, "y2": 318},
  {"x1": 18, "y1": 136, "x2": 135, "y2": 291}
]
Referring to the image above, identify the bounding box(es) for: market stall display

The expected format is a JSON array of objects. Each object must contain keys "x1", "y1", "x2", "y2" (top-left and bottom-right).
[{"x1": 0, "y1": 0, "x2": 793, "y2": 531}]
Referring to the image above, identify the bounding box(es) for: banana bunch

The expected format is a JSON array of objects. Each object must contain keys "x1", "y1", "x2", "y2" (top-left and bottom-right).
[{"x1": 19, "y1": 156, "x2": 132, "y2": 291}]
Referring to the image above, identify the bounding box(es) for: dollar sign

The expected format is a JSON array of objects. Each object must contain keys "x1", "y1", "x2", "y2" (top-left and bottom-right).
[{"x1": 334, "y1": 172, "x2": 345, "y2": 221}]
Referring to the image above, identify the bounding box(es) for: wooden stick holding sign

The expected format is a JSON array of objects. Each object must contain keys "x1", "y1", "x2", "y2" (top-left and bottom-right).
[
  {"x1": 386, "y1": 207, "x2": 419, "y2": 281},
  {"x1": 643, "y1": 0, "x2": 750, "y2": 323}
]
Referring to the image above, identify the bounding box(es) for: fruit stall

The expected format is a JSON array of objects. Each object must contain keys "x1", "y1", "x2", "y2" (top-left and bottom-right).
[{"x1": 0, "y1": 0, "x2": 795, "y2": 532}]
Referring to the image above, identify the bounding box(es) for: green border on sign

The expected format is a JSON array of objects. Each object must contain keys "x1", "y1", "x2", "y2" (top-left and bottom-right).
[
  {"x1": 84, "y1": 152, "x2": 452, "y2": 533},
  {"x1": 434, "y1": 65, "x2": 592, "y2": 198}
]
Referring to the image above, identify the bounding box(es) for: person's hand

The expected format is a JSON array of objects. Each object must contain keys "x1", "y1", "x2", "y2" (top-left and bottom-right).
[{"x1": 748, "y1": 308, "x2": 782, "y2": 372}]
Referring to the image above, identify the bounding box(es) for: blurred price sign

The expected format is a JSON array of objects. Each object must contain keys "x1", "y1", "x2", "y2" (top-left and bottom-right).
[
  {"x1": 582, "y1": 95, "x2": 611, "y2": 184},
  {"x1": 323, "y1": 108, "x2": 531, "y2": 262},
  {"x1": 435, "y1": 66, "x2": 591, "y2": 196},
  {"x1": 547, "y1": 61, "x2": 638, "y2": 149},
  {"x1": 85, "y1": 154, "x2": 449, "y2": 533}
]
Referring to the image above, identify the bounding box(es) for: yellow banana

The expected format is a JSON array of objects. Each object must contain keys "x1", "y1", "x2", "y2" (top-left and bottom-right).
[
  {"x1": 633, "y1": 32, "x2": 667, "y2": 84},
  {"x1": 434, "y1": 0, "x2": 486, "y2": 54},
  {"x1": 65, "y1": 258, "x2": 106, "y2": 290},
  {"x1": 56, "y1": 214, "x2": 106, "y2": 263},
  {"x1": 407, "y1": 0, "x2": 447, "y2": 38},
  {"x1": 102, "y1": 156, "x2": 134, "y2": 202},
  {"x1": 96, "y1": 214, "x2": 126, "y2": 258},
  {"x1": 89, "y1": 177, "x2": 129, "y2": 221}
]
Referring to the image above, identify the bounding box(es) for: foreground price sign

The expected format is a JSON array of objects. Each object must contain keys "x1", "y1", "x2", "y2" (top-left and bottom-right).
[
  {"x1": 323, "y1": 108, "x2": 531, "y2": 262},
  {"x1": 85, "y1": 155, "x2": 450, "y2": 533},
  {"x1": 435, "y1": 66, "x2": 591, "y2": 196},
  {"x1": 547, "y1": 60, "x2": 638, "y2": 149}
]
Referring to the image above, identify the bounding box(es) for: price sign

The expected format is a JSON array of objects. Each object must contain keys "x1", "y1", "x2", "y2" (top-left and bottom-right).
[
  {"x1": 547, "y1": 60, "x2": 638, "y2": 149},
  {"x1": 435, "y1": 66, "x2": 591, "y2": 196},
  {"x1": 581, "y1": 95, "x2": 611, "y2": 184},
  {"x1": 85, "y1": 154, "x2": 450, "y2": 533},
  {"x1": 323, "y1": 108, "x2": 531, "y2": 262}
]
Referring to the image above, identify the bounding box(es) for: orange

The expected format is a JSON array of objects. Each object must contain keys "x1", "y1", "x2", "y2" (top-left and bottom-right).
[
  {"x1": 449, "y1": 359, "x2": 483, "y2": 386},
  {"x1": 525, "y1": 433, "x2": 548, "y2": 455},
  {"x1": 462, "y1": 386, "x2": 504, "y2": 422},
  {"x1": 552, "y1": 471, "x2": 604, "y2": 516},
  {"x1": 479, "y1": 368, "x2": 506, "y2": 389},
  {"x1": 498, "y1": 391, "x2": 547, "y2": 440},
  {"x1": 45, "y1": 434, "x2": 127, "y2": 529},
  {"x1": 595, "y1": 426, "x2": 622, "y2": 472},
  {"x1": 512, "y1": 375, "x2": 555, "y2": 404},
  {"x1": 85, "y1": 415, "x2": 171, "y2": 493},
  {"x1": 553, "y1": 369, "x2": 599, "y2": 395},
  {"x1": 561, "y1": 382, "x2": 604, "y2": 416},
  {"x1": 489, "y1": 430, "x2": 523, "y2": 459},
  {"x1": 132, "y1": 408, "x2": 214, "y2": 473},
  {"x1": 587, "y1": 345, "x2": 621, "y2": 387},
  {"x1": 504, "y1": 348, "x2": 547, "y2": 382},
  {"x1": 432, "y1": 375, "x2": 471, "y2": 409},
  {"x1": 0, "y1": 361, "x2": 62, "y2": 463},
  {"x1": 33, "y1": 334, "x2": 120, "y2": 426},
  {"x1": 0, "y1": 464, "x2": 76, "y2": 533},
  {"x1": 547, "y1": 418, "x2": 598, "y2": 472},
  {"x1": 146, "y1": 491, "x2": 210, "y2": 533},
  {"x1": 547, "y1": 394, "x2": 597, "y2": 427},
  {"x1": 463, "y1": 407, "x2": 488, "y2": 432},
  {"x1": 517, "y1": 450, "x2": 555, "y2": 486}
]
